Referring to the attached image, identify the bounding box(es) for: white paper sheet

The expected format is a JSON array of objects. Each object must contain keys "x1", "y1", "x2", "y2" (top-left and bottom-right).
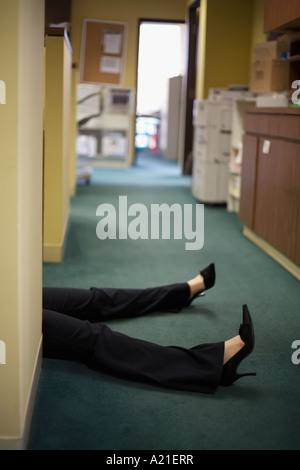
[
  {"x1": 100, "y1": 56, "x2": 121, "y2": 74},
  {"x1": 103, "y1": 32, "x2": 122, "y2": 55}
]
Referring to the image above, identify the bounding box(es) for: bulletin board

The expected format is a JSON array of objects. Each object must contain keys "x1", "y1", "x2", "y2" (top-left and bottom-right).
[{"x1": 80, "y1": 19, "x2": 128, "y2": 85}]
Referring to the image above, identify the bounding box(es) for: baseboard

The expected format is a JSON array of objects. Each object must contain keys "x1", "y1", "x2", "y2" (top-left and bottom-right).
[
  {"x1": 243, "y1": 227, "x2": 300, "y2": 281},
  {"x1": 43, "y1": 243, "x2": 63, "y2": 262},
  {"x1": 0, "y1": 338, "x2": 43, "y2": 451},
  {"x1": 43, "y1": 211, "x2": 70, "y2": 262}
]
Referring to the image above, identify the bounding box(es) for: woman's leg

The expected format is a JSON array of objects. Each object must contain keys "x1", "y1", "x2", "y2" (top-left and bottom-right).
[
  {"x1": 42, "y1": 263, "x2": 213, "y2": 323},
  {"x1": 42, "y1": 309, "x2": 224, "y2": 394},
  {"x1": 43, "y1": 282, "x2": 191, "y2": 322},
  {"x1": 42, "y1": 309, "x2": 99, "y2": 362}
]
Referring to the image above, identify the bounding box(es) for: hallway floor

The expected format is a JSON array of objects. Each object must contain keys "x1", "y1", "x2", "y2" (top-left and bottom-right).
[{"x1": 28, "y1": 152, "x2": 300, "y2": 450}]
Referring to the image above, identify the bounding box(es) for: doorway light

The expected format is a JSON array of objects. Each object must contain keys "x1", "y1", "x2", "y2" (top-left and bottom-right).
[{"x1": 137, "y1": 22, "x2": 184, "y2": 116}]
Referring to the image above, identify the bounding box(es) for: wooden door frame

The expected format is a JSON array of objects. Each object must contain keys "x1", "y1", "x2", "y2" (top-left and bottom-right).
[{"x1": 182, "y1": 0, "x2": 200, "y2": 175}]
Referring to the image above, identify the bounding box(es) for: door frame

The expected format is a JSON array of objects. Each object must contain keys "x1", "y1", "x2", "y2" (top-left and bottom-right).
[{"x1": 182, "y1": 0, "x2": 200, "y2": 175}]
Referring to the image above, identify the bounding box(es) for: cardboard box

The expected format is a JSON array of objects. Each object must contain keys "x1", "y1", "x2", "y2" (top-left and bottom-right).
[
  {"x1": 278, "y1": 33, "x2": 300, "y2": 56},
  {"x1": 250, "y1": 59, "x2": 290, "y2": 93},
  {"x1": 254, "y1": 41, "x2": 288, "y2": 60}
]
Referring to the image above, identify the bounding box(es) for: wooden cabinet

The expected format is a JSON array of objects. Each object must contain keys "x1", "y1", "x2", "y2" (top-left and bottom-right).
[
  {"x1": 239, "y1": 107, "x2": 300, "y2": 276},
  {"x1": 264, "y1": 0, "x2": 300, "y2": 32},
  {"x1": 238, "y1": 134, "x2": 258, "y2": 228},
  {"x1": 255, "y1": 137, "x2": 300, "y2": 264}
]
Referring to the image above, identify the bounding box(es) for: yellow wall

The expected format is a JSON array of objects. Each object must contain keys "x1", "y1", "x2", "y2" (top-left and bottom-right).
[
  {"x1": 0, "y1": 0, "x2": 44, "y2": 449},
  {"x1": 197, "y1": 0, "x2": 255, "y2": 99},
  {"x1": 70, "y1": 66, "x2": 79, "y2": 197},
  {"x1": 43, "y1": 34, "x2": 72, "y2": 262},
  {"x1": 250, "y1": 0, "x2": 267, "y2": 60},
  {"x1": 197, "y1": 0, "x2": 208, "y2": 100}
]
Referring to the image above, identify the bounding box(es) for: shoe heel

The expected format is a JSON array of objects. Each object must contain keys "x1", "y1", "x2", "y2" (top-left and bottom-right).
[
  {"x1": 238, "y1": 372, "x2": 257, "y2": 379},
  {"x1": 221, "y1": 371, "x2": 257, "y2": 387},
  {"x1": 242, "y1": 304, "x2": 252, "y2": 325},
  {"x1": 220, "y1": 305, "x2": 256, "y2": 387}
]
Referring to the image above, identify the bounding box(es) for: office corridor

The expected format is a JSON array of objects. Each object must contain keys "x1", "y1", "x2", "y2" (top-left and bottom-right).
[{"x1": 28, "y1": 153, "x2": 300, "y2": 450}]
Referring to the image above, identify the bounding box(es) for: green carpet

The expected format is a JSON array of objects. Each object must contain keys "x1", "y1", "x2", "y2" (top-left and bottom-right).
[{"x1": 28, "y1": 153, "x2": 300, "y2": 450}]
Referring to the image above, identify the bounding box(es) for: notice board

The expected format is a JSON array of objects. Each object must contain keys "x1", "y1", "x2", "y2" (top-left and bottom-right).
[{"x1": 80, "y1": 19, "x2": 128, "y2": 85}]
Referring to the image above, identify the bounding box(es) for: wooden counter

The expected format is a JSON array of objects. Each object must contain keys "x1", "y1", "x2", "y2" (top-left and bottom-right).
[{"x1": 239, "y1": 107, "x2": 300, "y2": 279}]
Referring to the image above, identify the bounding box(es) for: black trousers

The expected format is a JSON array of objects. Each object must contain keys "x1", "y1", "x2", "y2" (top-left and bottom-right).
[{"x1": 42, "y1": 283, "x2": 224, "y2": 394}]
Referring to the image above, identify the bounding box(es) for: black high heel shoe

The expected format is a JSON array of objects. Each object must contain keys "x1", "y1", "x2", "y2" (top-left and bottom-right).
[
  {"x1": 220, "y1": 304, "x2": 256, "y2": 387},
  {"x1": 185, "y1": 263, "x2": 216, "y2": 306},
  {"x1": 200, "y1": 263, "x2": 215, "y2": 291}
]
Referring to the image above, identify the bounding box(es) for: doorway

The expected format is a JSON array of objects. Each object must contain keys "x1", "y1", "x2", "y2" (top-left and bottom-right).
[{"x1": 135, "y1": 20, "x2": 186, "y2": 169}]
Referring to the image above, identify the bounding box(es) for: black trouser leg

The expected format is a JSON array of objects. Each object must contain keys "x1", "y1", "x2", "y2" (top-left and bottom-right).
[
  {"x1": 43, "y1": 283, "x2": 191, "y2": 322},
  {"x1": 91, "y1": 326, "x2": 224, "y2": 394},
  {"x1": 42, "y1": 309, "x2": 99, "y2": 362},
  {"x1": 42, "y1": 309, "x2": 224, "y2": 394}
]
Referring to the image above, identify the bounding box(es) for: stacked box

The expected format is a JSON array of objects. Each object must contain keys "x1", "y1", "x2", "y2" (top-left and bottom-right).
[{"x1": 250, "y1": 40, "x2": 290, "y2": 93}]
